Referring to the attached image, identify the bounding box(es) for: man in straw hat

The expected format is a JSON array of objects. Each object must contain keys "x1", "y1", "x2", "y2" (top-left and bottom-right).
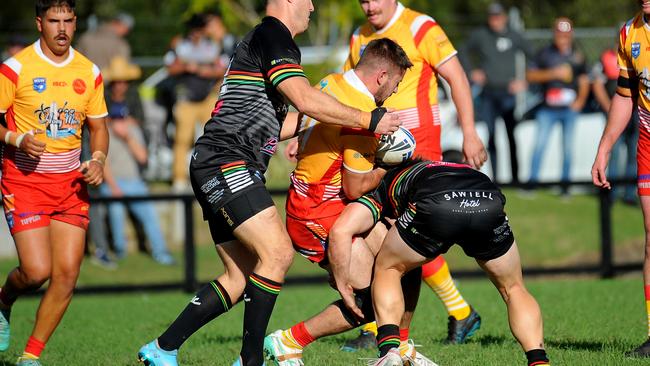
[{"x1": 100, "y1": 56, "x2": 175, "y2": 266}]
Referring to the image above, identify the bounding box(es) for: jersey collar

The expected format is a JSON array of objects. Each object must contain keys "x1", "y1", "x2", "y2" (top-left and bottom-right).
[
  {"x1": 644, "y1": 14, "x2": 650, "y2": 31},
  {"x1": 373, "y1": 2, "x2": 405, "y2": 34},
  {"x1": 34, "y1": 39, "x2": 75, "y2": 67},
  {"x1": 343, "y1": 69, "x2": 375, "y2": 102}
]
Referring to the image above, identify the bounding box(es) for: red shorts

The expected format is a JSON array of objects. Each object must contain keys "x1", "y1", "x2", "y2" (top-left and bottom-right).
[
  {"x1": 638, "y1": 126, "x2": 650, "y2": 196},
  {"x1": 2, "y1": 171, "x2": 90, "y2": 235},
  {"x1": 286, "y1": 215, "x2": 339, "y2": 263}
]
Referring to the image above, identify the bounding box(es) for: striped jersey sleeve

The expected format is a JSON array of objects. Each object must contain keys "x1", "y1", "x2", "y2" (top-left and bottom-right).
[
  {"x1": 256, "y1": 20, "x2": 306, "y2": 87},
  {"x1": 86, "y1": 63, "x2": 107, "y2": 118},
  {"x1": 0, "y1": 58, "x2": 19, "y2": 113},
  {"x1": 413, "y1": 15, "x2": 457, "y2": 69},
  {"x1": 617, "y1": 17, "x2": 636, "y2": 97}
]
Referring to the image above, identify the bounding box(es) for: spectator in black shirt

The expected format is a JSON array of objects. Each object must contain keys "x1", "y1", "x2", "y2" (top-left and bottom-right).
[
  {"x1": 526, "y1": 17, "x2": 589, "y2": 195},
  {"x1": 462, "y1": 3, "x2": 532, "y2": 184}
]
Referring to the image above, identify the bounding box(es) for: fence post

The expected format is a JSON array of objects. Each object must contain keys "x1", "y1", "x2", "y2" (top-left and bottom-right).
[
  {"x1": 599, "y1": 188, "x2": 614, "y2": 278},
  {"x1": 183, "y1": 195, "x2": 197, "y2": 292}
]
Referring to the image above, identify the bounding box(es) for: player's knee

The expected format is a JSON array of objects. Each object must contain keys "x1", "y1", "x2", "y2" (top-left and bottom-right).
[
  {"x1": 20, "y1": 267, "x2": 50, "y2": 289},
  {"x1": 260, "y1": 248, "x2": 293, "y2": 274},
  {"x1": 51, "y1": 268, "x2": 80, "y2": 287},
  {"x1": 496, "y1": 280, "x2": 526, "y2": 303}
]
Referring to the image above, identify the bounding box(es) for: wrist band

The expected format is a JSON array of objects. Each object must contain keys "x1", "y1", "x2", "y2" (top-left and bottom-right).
[
  {"x1": 89, "y1": 158, "x2": 105, "y2": 167},
  {"x1": 91, "y1": 151, "x2": 107, "y2": 165},
  {"x1": 368, "y1": 107, "x2": 387, "y2": 133},
  {"x1": 4, "y1": 131, "x2": 12, "y2": 145},
  {"x1": 15, "y1": 134, "x2": 25, "y2": 148}
]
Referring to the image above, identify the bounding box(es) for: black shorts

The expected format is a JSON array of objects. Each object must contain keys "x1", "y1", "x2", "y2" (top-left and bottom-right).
[
  {"x1": 190, "y1": 159, "x2": 274, "y2": 244},
  {"x1": 396, "y1": 189, "x2": 514, "y2": 261}
]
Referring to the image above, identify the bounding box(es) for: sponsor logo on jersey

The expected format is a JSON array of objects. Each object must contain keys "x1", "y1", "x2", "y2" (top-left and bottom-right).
[
  {"x1": 34, "y1": 101, "x2": 81, "y2": 139},
  {"x1": 319, "y1": 79, "x2": 328, "y2": 90},
  {"x1": 261, "y1": 137, "x2": 278, "y2": 156},
  {"x1": 220, "y1": 207, "x2": 235, "y2": 227},
  {"x1": 190, "y1": 296, "x2": 201, "y2": 306},
  {"x1": 53, "y1": 81, "x2": 67, "y2": 87},
  {"x1": 443, "y1": 191, "x2": 493, "y2": 201},
  {"x1": 459, "y1": 199, "x2": 481, "y2": 209},
  {"x1": 20, "y1": 215, "x2": 41, "y2": 226},
  {"x1": 270, "y1": 57, "x2": 299, "y2": 66},
  {"x1": 73, "y1": 79, "x2": 86, "y2": 94},
  {"x1": 33, "y1": 77, "x2": 46, "y2": 93},
  {"x1": 632, "y1": 42, "x2": 641, "y2": 59},
  {"x1": 200, "y1": 176, "x2": 221, "y2": 194}
]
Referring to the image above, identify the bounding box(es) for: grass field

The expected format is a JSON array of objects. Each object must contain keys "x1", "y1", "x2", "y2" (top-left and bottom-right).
[
  {"x1": 0, "y1": 277, "x2": 646, "y2": 365},
  {"x1": 0, "y1": 168, "x2": 644, "y2": 365}
]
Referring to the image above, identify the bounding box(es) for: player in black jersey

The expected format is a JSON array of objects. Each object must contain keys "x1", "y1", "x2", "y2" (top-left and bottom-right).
[
  {"x1": 137, "y1": 1, "x2": 402, "y2": 366},
  {"x1": 329, "y1": 159, "x2": 550, "y2": 366}
]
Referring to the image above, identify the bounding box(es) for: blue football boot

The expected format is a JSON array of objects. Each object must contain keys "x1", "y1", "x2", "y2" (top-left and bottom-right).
[
  {"x1": 137, "y1": 340, "x2": 178, "y2": 366},
  {"x1": 15, "y1": 357, "x2": 41, "y2": 366},
  {"x1": 0, "y1": 308, "x2": 10, "y2": 351}
]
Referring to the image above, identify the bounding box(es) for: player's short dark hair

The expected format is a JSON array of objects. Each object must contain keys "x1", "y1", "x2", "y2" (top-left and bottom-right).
[
  {"x1": 35, "y1": 0, "x2": 75, "y2": 17},
  {"x1": 357, "y1": 38, "x2": 413, "y2": 72}
]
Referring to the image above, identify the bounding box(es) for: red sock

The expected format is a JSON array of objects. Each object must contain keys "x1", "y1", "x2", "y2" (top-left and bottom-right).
[
  {"x1": 399, "y1": 328, "x2": 410, "y2": 342},
  {"x1": 24, "y1": 336, "x2": 45, "y2": 358},
  {"x1": 290, "y1": 321, "x2": 315, "y2": 348}
]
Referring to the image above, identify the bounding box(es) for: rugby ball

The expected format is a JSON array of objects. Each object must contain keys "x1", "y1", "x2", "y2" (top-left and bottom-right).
[{"x1": 376, "y1": 126, "x2": 416, "y2": 165}]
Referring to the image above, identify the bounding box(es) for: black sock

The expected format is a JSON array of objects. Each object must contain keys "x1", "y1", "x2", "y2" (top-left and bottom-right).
[
  {"x1": 526, "y1": 349, "x2": 549, "y2": 366},
  {"x1": 239, "y1": 273, "x2": 282, "y2": 366},
  {"x1": 376, "y1": 324, "x2": 400, "y2": 357},
  {"x1": 158, "y1": 280, "x2": 232, "y2": 351}
]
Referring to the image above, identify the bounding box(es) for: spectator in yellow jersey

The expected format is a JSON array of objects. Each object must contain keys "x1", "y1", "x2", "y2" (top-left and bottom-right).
[
  {"x1": 0, "y1": 1, "x2": 109, "y2": 364},
  {"x1": 341, "y1": 0, "x2": 487, "y2": 349}
]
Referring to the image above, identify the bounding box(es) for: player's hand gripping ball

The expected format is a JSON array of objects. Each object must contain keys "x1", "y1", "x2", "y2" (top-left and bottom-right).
[{"x1": 376, "y1": 126, "x2": 416, "y2": 165}]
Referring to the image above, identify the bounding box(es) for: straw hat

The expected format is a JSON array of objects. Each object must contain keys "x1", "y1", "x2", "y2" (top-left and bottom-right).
[{"x1": 103, "y1": 56, "x2": 142, "y2": 82}]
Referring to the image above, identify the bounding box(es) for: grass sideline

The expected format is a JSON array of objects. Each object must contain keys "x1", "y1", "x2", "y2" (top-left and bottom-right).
[{"x1": 0, "y1": 277, "x2": 645, "y2": 365}]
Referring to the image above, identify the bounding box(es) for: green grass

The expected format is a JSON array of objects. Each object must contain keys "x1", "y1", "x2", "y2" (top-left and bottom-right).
[{"x1": 0, "y1": 277, "x2": 647, "y2": 365}]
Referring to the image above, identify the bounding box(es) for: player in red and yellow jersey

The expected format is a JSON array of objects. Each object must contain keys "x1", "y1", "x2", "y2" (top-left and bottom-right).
[
  {"x1": 0, "y1": 1, "x2": 108, "y2": 364},
  {"x1": 263, "y1": 38, "x2": 439, "y2": 365},
  {"x1": 342, "y1": 0, "x2": 487, "y2": 348},
  {"x1": 593, "y1": 0, "x2": 650, "y2": 358}
]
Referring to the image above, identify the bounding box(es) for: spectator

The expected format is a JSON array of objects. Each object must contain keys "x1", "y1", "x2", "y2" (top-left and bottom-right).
[
  {"x1": 77, "y1": 13, "x2": 136, "y2": 264},
  {"x1": 592, "y1": 42, "x2": 638, "y2": 205},
  {"x1": 461, "y1": 3, "x2": 532, "y2": 183},
  {"x1": 164, "y1": 13, "x2": 225, "y2": 190},
  {"x1": 526, "y1": 17, "x2": 589, "y2": 195},
  {"x1": 203, "y1": 10, "x2": 237, "y2": 59},
  {"x1": 100, "y1": 57, "x2": 175, "y2": 266},
  {"x1": 76, "y1": 12, "x2": 134, "y2": 70}
]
